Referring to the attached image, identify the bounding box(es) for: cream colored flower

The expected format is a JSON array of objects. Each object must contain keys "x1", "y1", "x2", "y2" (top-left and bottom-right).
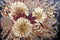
[
  {"x1": 32, "y1": 7, "x2": 47, "y2": 23},
  {"x1": 12, "y1": 17, "x2": 33, "y2": 38},
  {"x1": 10, "y1": 1, "x2": 28, "y2": 16}
]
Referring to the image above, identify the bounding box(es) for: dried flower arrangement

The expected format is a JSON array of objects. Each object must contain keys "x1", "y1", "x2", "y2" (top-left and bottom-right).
[{"x1": 0, "y1": 0, "x2": 59, "y2": 40}]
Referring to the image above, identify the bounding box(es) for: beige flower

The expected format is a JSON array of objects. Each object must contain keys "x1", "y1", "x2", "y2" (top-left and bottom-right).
[
  {"x1": 32, "y1": 7, "x2": 47, "y2": 23},
  {"x1": 12, "y1": 17, "x2": 33, "y2": 38},
  {"x1": 10, "y1": 1, "x2": 28, "y2": 16}
]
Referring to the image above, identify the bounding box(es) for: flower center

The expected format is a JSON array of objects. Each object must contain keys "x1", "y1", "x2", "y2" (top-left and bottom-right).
[
  {"x1": 19, "y1": 23, "x2": 27, "y2": 33},
  {"x1": 34, "y1": 13, "x2": 42, "y2": 20},
  {"x1": 16, "y1": 7, "x2": 25, "y2": 15}
]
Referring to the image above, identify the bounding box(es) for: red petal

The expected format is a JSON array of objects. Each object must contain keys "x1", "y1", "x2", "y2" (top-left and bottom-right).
[{"x1": 30, "y1": 21, "x2": 36, "y2": 24}]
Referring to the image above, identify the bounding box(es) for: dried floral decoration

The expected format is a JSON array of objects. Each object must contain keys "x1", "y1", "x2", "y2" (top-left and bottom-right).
[{"x1": 0, "y1": 0, "x2": 59, "y2": 40}]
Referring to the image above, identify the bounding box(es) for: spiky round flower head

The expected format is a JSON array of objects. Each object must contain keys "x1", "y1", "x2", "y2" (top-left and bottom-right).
[
  {"x1": 32, "y1": 7, "x2": 47, "y2": 23},
  {"x1": 10, "y1": 1, "x2": 28, "y2": 16},
  {"x1": 12, "y1": 17, "x2": 33, "y2": 38}
]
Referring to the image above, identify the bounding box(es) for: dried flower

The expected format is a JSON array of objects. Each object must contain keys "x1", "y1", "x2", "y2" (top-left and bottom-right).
[
  {"x1": 10, "y1": 1, "x2": 28, "y2": 16},
  {"x1": 32, "y1": 7, "x2": 47, "y2": 23},
  {"x1": 12, "y1": 17, "x2": 32, "y2": 38}
]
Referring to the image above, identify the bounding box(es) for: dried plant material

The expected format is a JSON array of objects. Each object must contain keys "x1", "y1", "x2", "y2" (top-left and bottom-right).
[
  {"x1": 0, "y1": 0, "x2": 59, "y2": 40},
  {"x1": 32, "y1": 7, "x2": 47, "y2": 23},
  {"x1": 10, "y1": 1, "x2": 28, "y2": 16},
  {"x1": 12, "y1": 17, "x2": 33, "y2": 38}
]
